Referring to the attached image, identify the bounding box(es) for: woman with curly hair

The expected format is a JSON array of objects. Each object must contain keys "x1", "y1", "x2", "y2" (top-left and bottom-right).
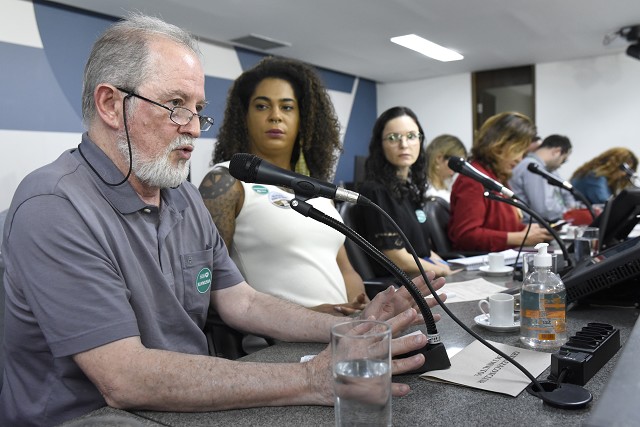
[
  {"x1": 570, "y1": 147, "x2": 638, "y2": 204},
  {"x1": 448, "y1": 111, "x2": 552, "y2": 252},
  {"x1": 425, "y1": 134, "x2": 468, "y2": 203},
  {"x1": 198, "y1": 56, "x2": 367, "y2": 315},
  {"x1": 357, "y1": 106, "x2": 452, "y2": 277}
]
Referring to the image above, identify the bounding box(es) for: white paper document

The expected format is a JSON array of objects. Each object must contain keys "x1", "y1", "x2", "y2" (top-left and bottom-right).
[
  {"x1": 421, "y1": 340, "x2": 551, "y2": 397},
  {"x1": 440, "y1": 279, "x2": 508, "y2": 303}
]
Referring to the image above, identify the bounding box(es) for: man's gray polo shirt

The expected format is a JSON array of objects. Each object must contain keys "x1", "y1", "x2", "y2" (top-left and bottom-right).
[{"x1": 0, "y1": 133, "x2": 244, "y2": 426}]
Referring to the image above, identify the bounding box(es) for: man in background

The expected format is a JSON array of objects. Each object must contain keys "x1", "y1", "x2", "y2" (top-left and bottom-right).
[{"x1": 510, "y1": 134, "x2": 575, "y2": 223}]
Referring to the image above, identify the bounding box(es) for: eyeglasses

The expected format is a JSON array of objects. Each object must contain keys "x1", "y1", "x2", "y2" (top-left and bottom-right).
[
  {"x1": 116, "y1": 87, "x2": 214, "y2": 131},
  {"x1": 383, "y1": 132, "x2": 423, "y2": 145}
]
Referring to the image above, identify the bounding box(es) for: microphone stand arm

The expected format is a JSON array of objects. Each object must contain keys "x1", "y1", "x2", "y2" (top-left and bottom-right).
[
  {"x1": 289, "y1": 197, "x2": 451, "y2": 372},
  {"x1": 289, "y1": 196, "x2": 591, "y2": 407},
  {"x1": 484, "y1": 192, "x2": 572, "y2": 268},
  {"x1": 569, "y1": 189, "x2": 597, "y2": 221}
]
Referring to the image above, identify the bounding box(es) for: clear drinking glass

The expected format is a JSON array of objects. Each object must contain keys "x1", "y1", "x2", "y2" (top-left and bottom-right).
[
  {"x1": 332, "y1": 320, "x2": 392, "y2": 427},
  {"x1": 575, "y1": 226, "x2": 600, "y2": 256}
]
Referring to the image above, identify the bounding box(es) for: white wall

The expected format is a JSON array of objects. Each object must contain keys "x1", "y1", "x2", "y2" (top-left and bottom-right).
[
  {"x1": 377, "y1": 73, "x2": 474, "y2": 147},
  {"x1": 377, "y1": 53, "x2": 640, "y2": 181},
  {"x1": 536, "y1": 53, "x2": 640, "y2": 177},
  {"x1": 0, "y1": 1, "x2": 363, "y2": 213}
]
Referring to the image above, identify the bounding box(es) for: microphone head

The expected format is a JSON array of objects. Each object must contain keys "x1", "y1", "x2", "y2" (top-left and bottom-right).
[
  {"x1": 447, "y1": 156, "x2": 465, "y2": 173},
  {"x1": 527, "y1": 162, "x2": 540, "y2": 172},
  {"x1": 620, "y1": 162, "x2": 635, "y2": 177},
  {"x1": 229, "y1": 153, "x2": 261, "y2": 182}
]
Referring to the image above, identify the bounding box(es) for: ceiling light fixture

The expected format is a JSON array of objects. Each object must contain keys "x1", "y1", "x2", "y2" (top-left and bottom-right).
[{"x1": 390, "y1": 34, "x2": 463, "y2": 62}]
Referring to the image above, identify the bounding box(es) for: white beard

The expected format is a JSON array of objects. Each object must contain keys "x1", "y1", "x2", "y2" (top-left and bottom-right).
[{"x1": 117, "y1": 134, "x2": 193, "y2": 188}]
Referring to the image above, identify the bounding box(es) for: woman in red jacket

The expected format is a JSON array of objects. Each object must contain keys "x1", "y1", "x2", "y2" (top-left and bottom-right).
[{"x1": 448, "y1": 112, "x2": 552, "y2": 252}]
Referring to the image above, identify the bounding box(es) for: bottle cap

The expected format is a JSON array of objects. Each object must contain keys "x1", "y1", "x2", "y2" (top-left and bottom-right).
[{"x1": 534, "y1": 242, "x2": 552, "y2": 267}]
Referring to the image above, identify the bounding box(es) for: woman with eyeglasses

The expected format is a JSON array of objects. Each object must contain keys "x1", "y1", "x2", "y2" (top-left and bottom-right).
[
  {"x1": 448, "y1": 111, "x2": 553, "y2": 252},
  {"x1": 356, "y1": 106, "x2": 452, "y2": 278},
  {"x1": 199, "y1": 57, "x2": 368, "y2": 316},
  {"x1": 425, "y1": 134, "x2": 468, "y2": 203}
]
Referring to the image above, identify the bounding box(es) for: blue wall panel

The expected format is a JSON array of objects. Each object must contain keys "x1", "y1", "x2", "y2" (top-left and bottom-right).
[
  {"x1": 203, "y1": 75, "x2": 233, "y2": 137},
  {"x1": 3, "y1": 1, "x2": 377, "y2": 184},
  {"x1": 35, "y1": 1, "x2": 116, "y2": 121},
  {"x1": 335, "y1": 78, "x2": 377, "y2": 184},
  {"x1": 0, "y1": 41, "x2": 81, "y2": 132}
]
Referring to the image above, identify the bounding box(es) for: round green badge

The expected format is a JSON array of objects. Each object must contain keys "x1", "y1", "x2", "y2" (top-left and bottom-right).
[
  {"x1": 415, "y1": 209, "x2": 427, "y2": 223},
  {"x1": 252, "y1": 185, "x2": 269, "y2": 194},
  {"x1": 196, "y1": 268, "x2": 212, "y2": 293}
]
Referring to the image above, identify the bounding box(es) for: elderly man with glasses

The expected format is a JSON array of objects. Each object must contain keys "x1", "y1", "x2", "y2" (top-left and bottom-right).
[{"x1": 0, "y1": 13, "x2": 442, "y2": 426}]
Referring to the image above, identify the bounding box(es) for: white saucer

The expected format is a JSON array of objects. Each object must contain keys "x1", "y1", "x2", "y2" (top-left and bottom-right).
[
  {"x1": 479, "y1": 265, "x2": 514, "y2": 276},
  {"x1": 474, "y1": 314, "x2": 520, "y2": 332}
]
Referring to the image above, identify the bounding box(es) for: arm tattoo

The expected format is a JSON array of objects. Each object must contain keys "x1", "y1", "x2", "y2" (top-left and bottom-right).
[{"x1": 199, "y1": 170, "x2": 243, "y2": 251}]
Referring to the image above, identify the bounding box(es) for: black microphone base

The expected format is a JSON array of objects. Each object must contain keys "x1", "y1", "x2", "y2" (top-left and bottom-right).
[{"x1": 393, "y1": 342, "x2": 451, "y2": 375}]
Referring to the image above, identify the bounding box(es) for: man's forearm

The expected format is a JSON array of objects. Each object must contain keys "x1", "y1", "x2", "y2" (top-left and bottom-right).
[
  {"x1": 75, "y1": 337, "x2": 330, "y2": 412},
  {"x1": 214, "y1": 283, "x2": 341, "y2": 344}
]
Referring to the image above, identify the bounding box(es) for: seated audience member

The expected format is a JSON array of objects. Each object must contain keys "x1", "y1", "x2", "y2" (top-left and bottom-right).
[
  {"x1": 510, "y1": 134, "x2": 576, "y2": 223},
  {"x1": 425, "y1": 134, "x2": 468, "y2": 203},
  {"x1": 449, "y1": 112, "x2": 553, "y2": 252},
  {"x1": 199, "y1": 57, "x2": 367, "y2": 315},
  {"x1": 570, "y1": 147, "x2": 638, "y2": 204},
  {"x1": 357, "y1": 106, "x2": 452, "y2": 278},
  {"x1": 0, "y1": 14, "x2": 440, "y2": 426}
]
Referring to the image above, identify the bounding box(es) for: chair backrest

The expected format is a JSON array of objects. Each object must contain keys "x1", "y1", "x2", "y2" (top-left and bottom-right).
[
  {"x1": 423, "y1": 196, "x2": 453, "y2": 254},
  {"x1": 337, "y1": 202, "x2": 379, "y2": 280}
]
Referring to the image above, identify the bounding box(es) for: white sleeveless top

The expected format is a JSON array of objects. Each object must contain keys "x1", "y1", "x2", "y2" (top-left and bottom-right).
[{"x1": 216, "y1": 162, "x2": 348, "y2": 307}]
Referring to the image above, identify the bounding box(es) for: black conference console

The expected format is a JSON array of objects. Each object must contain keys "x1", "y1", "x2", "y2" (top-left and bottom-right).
[{"x1": 562, "y1": 236, "x2": 640, "y2": 306}]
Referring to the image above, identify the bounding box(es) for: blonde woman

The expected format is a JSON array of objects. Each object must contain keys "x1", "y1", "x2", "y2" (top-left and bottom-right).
[{"x1": 425, "y1": 134, "x2": 468, "y2": 203}]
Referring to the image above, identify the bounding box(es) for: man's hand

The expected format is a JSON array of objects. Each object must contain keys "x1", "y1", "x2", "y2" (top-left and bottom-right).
[
  {"x1": 306, "y1": 306, "x2": 429, "y2": 404},
  {"x1": 360, "y1": 272, "x2": 447, "y2": 325},
  {"x1": 309, "y1": 293, "x2": 368, "y2": 316}
]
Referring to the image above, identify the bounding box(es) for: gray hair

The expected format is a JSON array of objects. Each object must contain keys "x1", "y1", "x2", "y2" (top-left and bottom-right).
[{"x1": 81, "y1": 13, "x2": 200, "y2": 127}]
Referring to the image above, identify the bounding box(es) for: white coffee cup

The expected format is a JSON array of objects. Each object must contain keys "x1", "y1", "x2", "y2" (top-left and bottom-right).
[
  {"x1": 478, "y1": 293, "x2": 514, "y2": 326},
  {"x1": 487, "y1": 252, "x2": 506, "y2": 271}
]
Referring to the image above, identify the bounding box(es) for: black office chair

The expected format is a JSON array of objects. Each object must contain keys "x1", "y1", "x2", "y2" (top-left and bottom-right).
[
  {"x1": 423, "y1": 197, "x2": 452, "y2": 254},
  {"x1": 422, "y1": 196, "x2": 480, "y2": 260},
  {"x1": 203, "y1": 308, "x2": 247, "y2": 360},
  {"x1": 337, "y1": 202, "x2": 397, "y2": 299}
]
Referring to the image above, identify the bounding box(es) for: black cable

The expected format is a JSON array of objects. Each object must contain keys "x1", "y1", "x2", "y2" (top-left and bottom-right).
[
  {"x1": 572, "y1": 190, "x2": 597, "y2": 221},
  {"x1": 78, "y1": 94, "x2": 133, "y2": 187},
  {"x1": 513, "y1": 215, "x2": 533, "y2": 273},
  {"x1": 290, "y1": 199, "x2": 441, "y2": 337},
  {"x1": 484, "y1": 192, "x2": 572, "y2": 268},
  {"x1": 289, "y1": 196, "x2": 552, "y2": 398}
]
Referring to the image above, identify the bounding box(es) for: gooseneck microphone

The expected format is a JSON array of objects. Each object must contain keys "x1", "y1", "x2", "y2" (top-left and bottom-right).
[
  {"x1": 527, "y1": 163, "x2": 574, "y2": 192},
  {"x1": 621, "y1": 162, "x2": 639, "y2": 187},
  {"x1": 447, "y1": 157, "x2": 515, "y2": 198},
  {"x1": 229, "y1": 153, "x2": 369, "y2": 205},
  {"x1": 527, "y1": 162, "x2": 596, "y2": 220},
  {"x1": 620, "y1": 162, "x2": 636, "y2": 178}
]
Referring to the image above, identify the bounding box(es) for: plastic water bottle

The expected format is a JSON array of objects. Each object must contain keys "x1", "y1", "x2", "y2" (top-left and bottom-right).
[{"x1": 520, "y1": 243, "x2": 567, "y2": 349}]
